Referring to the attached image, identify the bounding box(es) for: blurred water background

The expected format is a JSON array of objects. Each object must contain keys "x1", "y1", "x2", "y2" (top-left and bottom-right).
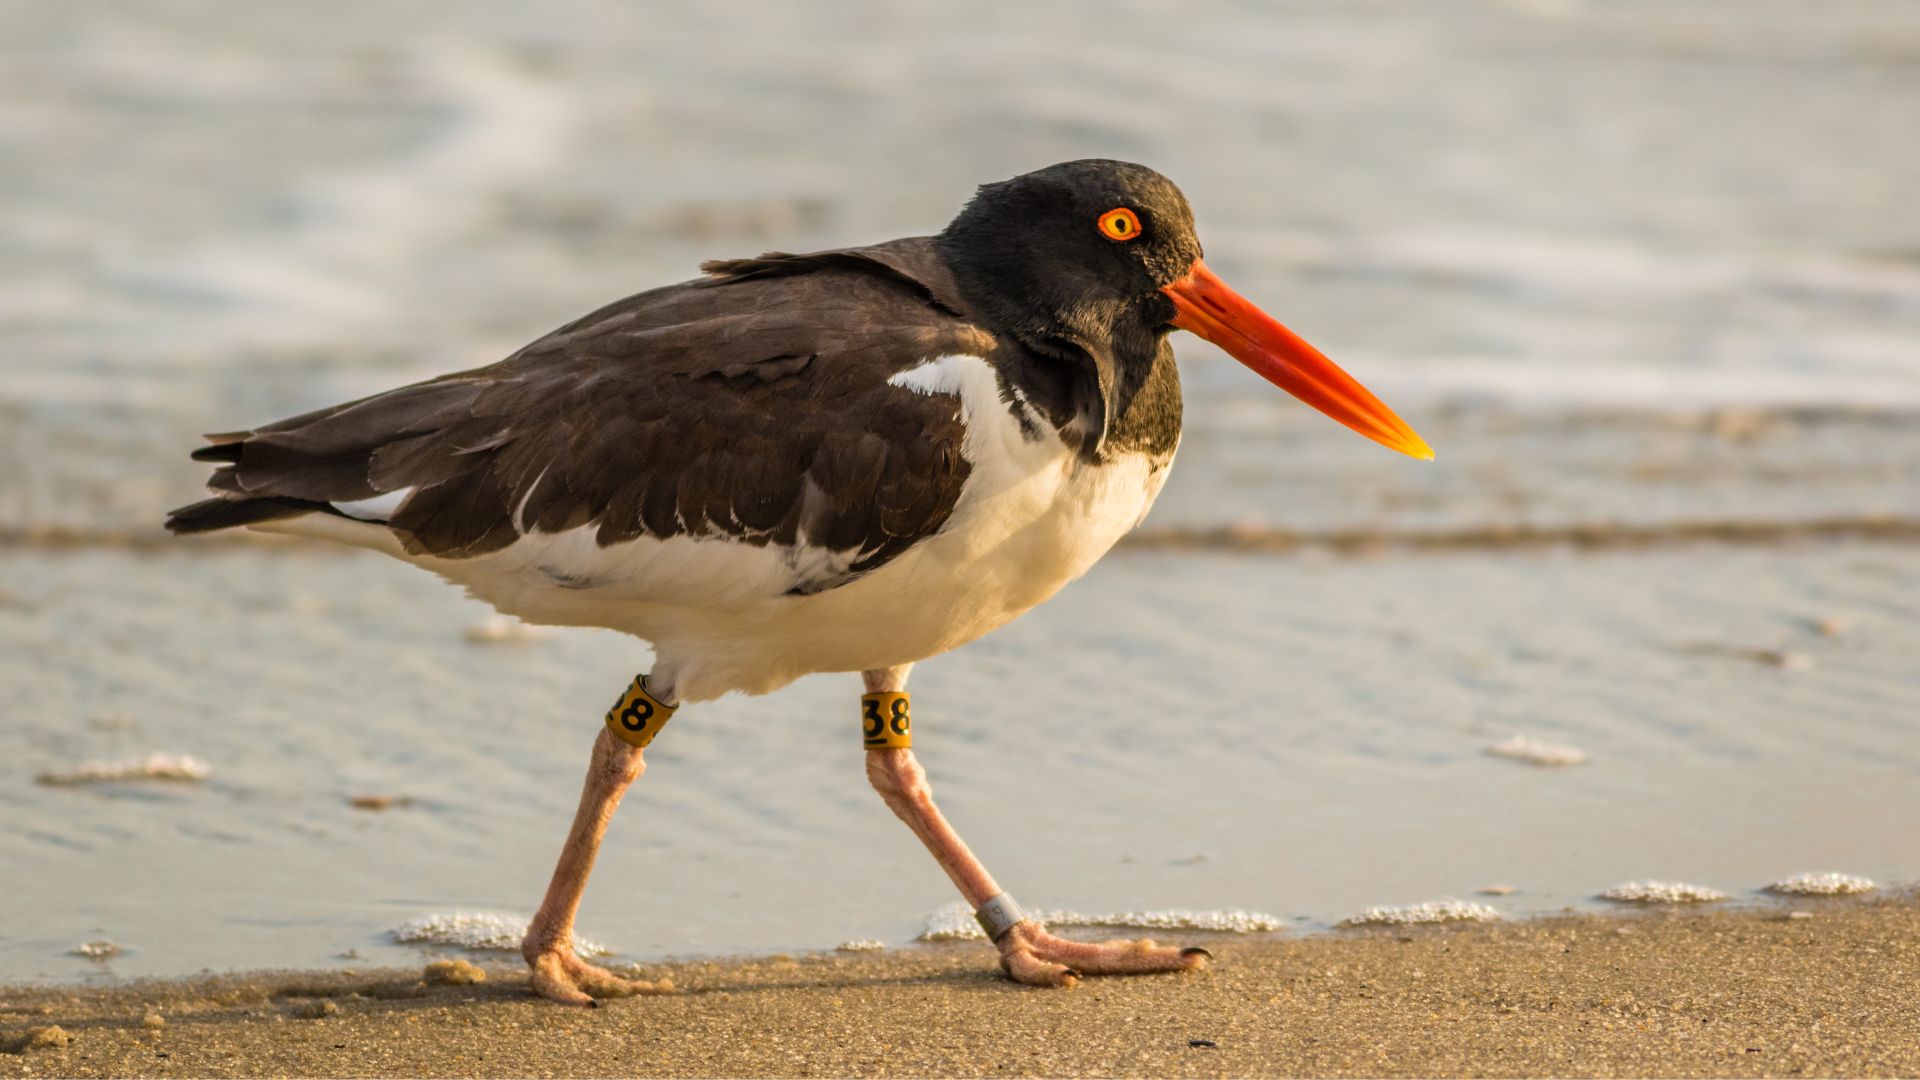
[{"x1": 2, "y1": 1, "x2": 1917, "y2": 982}]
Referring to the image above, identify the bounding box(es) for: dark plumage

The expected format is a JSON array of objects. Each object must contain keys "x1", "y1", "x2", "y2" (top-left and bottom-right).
[
  {"x1": 168, "y1": 162, "x2": 1197, "y2": 584},
  {"x1": 170, "y1": 239, "x2": 996, "y2": 587}
]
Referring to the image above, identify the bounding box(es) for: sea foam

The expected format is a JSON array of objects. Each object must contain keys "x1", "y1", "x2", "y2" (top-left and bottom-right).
[
  {"x1": 1486, "y1": 735, "x2": 1587, "y2": 766},
  {"x1": 1767, "y1": 872, "x2": 1876, "y2": 896},
  {"x1": 36, "y1": 753, "x2": 211, "y2": 785},
  {"x1": 1600, "y1": 881, "x2": 1727, "y2": 903},
  {"x1": 1339, "y1": 898, "x2": 1502, "y2": 927},
  {"x1": 394, "y1": 912, "x2": 608, "y2": 957},
  {"x1": 918, "y1": 902, "x2": 1286, "y2": 942}
]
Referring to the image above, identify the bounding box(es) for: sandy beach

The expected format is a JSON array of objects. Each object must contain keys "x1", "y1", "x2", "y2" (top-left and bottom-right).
[{"x1": 4, "y1": 897, "x2": 1916, "y2": 1078}]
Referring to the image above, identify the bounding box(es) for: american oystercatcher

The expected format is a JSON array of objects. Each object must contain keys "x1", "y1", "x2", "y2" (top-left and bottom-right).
[{"x1": 168, "y1": 159, "x2": 1431, "y2": 1004}]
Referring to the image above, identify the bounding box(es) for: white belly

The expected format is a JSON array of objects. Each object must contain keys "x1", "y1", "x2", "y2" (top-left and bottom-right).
[{"x1": 641, "y1": 444, "x2": 1171, "y2": 698}]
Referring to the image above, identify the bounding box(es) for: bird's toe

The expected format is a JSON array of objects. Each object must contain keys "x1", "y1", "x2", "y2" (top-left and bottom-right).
[
  {"x1": 1001, "y1": 923, "x2": 1212, "y2": 978},
  {"x1": 525, "y1": 948, "x2": 673, "y2": 1005},
  {"x1": 574, "y1": 961, "x2": 673, "y2": 998},
  {"x1": 528, "y1": 951, "x2": 597, "y2": 1007},
  {"x1": 1000, "y1": 948, "x2": 1080, "y2": 989}
]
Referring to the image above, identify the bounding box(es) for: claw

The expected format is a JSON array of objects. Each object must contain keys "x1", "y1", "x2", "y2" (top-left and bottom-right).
[{"x1": 1181, "y1": 946, "x2": 1214, "y2": 961}]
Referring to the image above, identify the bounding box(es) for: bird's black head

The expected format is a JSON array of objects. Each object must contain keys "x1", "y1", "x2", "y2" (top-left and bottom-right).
[
  {"x1": 937, "y1": 159, "x2": 1201, "y2": 351},
  {"x1": 937, "y1": 159, "x2": 1435, "y2": 463}
]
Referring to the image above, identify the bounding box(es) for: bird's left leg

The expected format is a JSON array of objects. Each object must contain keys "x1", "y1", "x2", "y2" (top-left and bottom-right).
[
  {"x1": 520, "y1": 675, "x2": 678, "y2": 1006},
  {"x1": 861, "y1": 666, "x2": 1210, "y2": 987}
]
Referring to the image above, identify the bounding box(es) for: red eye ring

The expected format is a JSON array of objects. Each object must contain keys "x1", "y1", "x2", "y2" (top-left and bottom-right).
[{"x1": 1098, "y1": 207, "x2": 1141, "y2": 242}]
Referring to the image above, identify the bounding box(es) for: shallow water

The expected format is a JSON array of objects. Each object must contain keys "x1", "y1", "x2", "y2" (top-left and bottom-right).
[
  {"x1": 3, "y1": 542, "x2": 1916, "y2": 981},
  {"x1": 2, "y1": 1, "x2": 1918, "y2": 982}
]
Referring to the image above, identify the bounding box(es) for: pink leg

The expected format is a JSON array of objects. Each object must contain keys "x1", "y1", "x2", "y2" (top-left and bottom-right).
[
  {"x1": 861, "y1": 666, "x2": 1210, "y2": 987},
  {"x1": 521, "y1": 726, "x2": 674, "y2": 1006}
]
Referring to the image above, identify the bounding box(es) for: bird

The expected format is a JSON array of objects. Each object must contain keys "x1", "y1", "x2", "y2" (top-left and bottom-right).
[{"x1": 168, "y1": 159, "x2": 1431, "y2": 1005}]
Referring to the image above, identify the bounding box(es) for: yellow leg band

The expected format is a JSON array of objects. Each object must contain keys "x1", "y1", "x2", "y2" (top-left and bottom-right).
[
  {"x1": 861, "y1": 691, "x2": 911, "y2": 749},
  {"x1": 605, "y1": 674, "x2": 676, "y2": 749}
]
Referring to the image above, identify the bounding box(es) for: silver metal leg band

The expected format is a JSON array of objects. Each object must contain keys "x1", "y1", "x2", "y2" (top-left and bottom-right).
[{"x1": 974, "y1": 892, "x2": 1027, "y2": 942}]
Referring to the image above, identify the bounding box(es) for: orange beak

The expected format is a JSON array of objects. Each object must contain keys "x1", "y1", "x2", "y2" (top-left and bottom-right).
[{"x1": 1162, "y1": 260, "x2": 1434, "y2": 461}]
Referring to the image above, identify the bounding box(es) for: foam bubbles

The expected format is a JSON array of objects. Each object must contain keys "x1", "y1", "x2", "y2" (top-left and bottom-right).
[
  {"x1": 1486, "y1": 735, "x2": 1587, "y2": 766},
  {"x1": 1600, "y1": 881, "x2": 1727, "y2": 903},
  {"x1": 36, "y1": 753, "x2": 211, "y2": 785},
  {"x1": 1339, "y1": 898, "x2": 1502, "y2": 927},
  {"x1": 917, "y1": 902, "x2": 1286, "y2": 942},
  {"x1": 1767, "y1": 872, "x2": 1876, "y2": 896},
  {"x1": 393, "y1": 912, "x2": 608, "y2": 957}
]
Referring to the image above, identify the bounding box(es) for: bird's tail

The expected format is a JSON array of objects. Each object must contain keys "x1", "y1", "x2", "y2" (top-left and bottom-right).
[{"x1": 164, "y1": 494, "x2": 336, "y2": 535}]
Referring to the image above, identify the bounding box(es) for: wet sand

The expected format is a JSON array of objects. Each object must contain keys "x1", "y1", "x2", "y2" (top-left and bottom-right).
[{"x1": 3, "y1": 897, "x2": 1915, "y2": 1078}]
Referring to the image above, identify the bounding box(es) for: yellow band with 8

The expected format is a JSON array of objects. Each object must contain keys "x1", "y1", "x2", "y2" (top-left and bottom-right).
[
  {"x1": 604, "y1": 674, "x2": 676, "y2": 749},
  {"x1": 861, "y1": 691, "x2": 911, "y2": 749}
]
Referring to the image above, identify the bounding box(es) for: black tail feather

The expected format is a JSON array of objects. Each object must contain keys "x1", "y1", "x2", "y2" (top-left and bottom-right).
[
  {"x1": 190, "y1": 441, "x2": 245, "y2": 464},
  {"x1": 165, "y1": 496, "x2": 341, "y2": 535}
]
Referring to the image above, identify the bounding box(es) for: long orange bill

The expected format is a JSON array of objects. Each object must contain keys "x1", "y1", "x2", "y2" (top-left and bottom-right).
[{"x1": 1162, "y1": 259, "x2": 1434, "y2": 460}]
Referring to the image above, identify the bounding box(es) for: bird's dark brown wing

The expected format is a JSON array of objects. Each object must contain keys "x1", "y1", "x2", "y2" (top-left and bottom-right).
[{"x1": 168, "y1": 238, "x2": 996, "y2": 593}]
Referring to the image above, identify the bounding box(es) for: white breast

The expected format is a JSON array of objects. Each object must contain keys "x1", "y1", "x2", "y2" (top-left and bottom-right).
[{"x1": 621, "y1": 353, "x2": 1177, "y2": 698}]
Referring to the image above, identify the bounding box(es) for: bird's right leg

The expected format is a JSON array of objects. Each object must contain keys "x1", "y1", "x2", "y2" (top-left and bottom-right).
[
  {"x1": 860, "y1": 666, "x2": 1209, "y2": 987},
  {"x1": 520, "y1": 675, "x2": 678, "y2": 1006}
]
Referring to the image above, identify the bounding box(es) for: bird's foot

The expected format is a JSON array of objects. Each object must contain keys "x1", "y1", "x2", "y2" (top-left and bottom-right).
[
  {"x1": 995, "y1": 921, "x2": 1210, "y2": 988},
  {"x1": 524, "y1": 944, "x2": 674, "y2": 1007}
]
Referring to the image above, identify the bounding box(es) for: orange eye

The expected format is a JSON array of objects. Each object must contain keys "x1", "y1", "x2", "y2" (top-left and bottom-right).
[{"x1": 1097, "y1": 207, "x2": 1141, "y2": 242}]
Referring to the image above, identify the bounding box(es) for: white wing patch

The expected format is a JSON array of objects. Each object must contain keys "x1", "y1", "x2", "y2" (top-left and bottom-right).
[
  {"x1": 886, "y1": 353, "x2": 983, "y2": 396},
  {"x1": 888, "y1": 354, "x2": 1043, "y2": 445},
  {"x1": 332, "y1": 487, "x2": 414, "y2": 522}
]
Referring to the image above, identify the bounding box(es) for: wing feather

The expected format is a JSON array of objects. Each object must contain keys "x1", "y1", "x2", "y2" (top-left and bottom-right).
[{"x1": 167, "y1": 238, "x2": 991, "y2": 596}]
